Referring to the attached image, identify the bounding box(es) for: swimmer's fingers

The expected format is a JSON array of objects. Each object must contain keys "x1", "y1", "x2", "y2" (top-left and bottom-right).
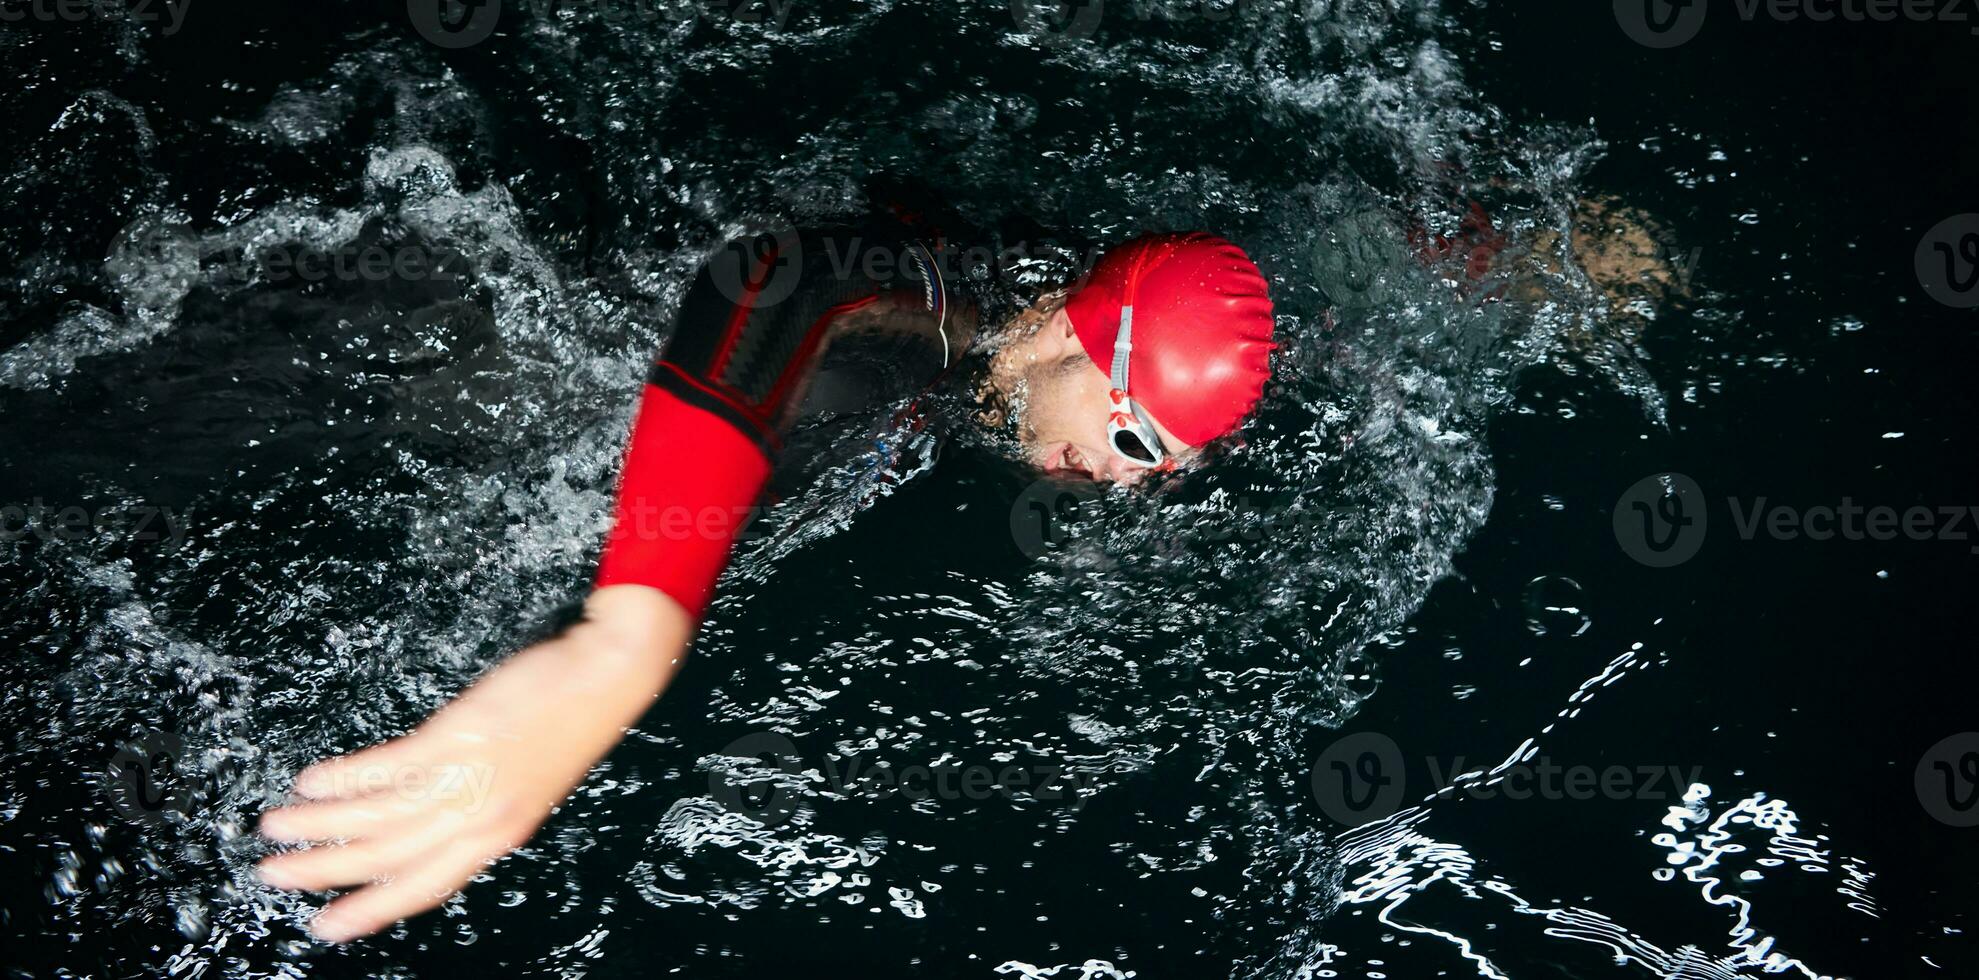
[
  {"x1": 256, "y1": 810, "x2": 465, "y2": 892},
  {"x1": 306, "y1": 837, "x2": 506, "y2": 943},
  {"x1": 290, "y1": 739, "x2": 424, "y2": 801},
  {"x1": 259, "y1": 791, "x2": 429, "y2": 844}
]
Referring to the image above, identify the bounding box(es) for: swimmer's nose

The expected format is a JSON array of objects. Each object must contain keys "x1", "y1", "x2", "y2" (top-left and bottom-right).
[{"x1": 1101, "y1": 455, "x2": 1150, "y2": 486}]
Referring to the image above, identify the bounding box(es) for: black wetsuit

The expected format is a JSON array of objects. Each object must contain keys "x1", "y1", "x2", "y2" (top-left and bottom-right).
[{"x1": 595, "y1": 222, "x2": 969, "y2": 616}]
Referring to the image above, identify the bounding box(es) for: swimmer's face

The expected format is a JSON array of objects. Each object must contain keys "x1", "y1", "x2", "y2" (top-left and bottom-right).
[{"x1": 991, "y1": 306, "x2": 1197, "y2": 485}]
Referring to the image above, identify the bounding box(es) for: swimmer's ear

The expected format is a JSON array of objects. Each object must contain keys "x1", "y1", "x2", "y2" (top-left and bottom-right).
[{"x1": 1048, "y1": 299, "x2": 1078, "y2": 339}]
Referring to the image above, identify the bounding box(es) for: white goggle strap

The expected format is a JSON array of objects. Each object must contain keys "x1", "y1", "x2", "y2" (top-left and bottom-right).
[
  {"x1": 908, "y1": 242, "x2": 951, "y2": 367},
  {"x1": 1110, "y1": 305, "x2": 1134, "y2": 391}
]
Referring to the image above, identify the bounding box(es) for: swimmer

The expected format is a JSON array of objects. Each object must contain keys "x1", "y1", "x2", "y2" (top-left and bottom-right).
[
  {"x1": 254, "y1": 222, "x2": 1277, "y2": 941},
  {"x1": 255, "y1": 201, "x2": 1674, "y2": 941}
]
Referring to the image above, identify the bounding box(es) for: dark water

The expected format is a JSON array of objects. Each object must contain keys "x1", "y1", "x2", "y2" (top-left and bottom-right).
[{"x1": 2, "y1": 1, "x2": 1976, "y2": 976}]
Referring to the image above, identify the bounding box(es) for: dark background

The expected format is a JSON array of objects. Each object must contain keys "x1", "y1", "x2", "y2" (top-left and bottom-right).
[
  {"x1": 1383, "y1": 2, "x2": 1979, "y2": 976},
  {"x1": 3, "y1": 0, "x2": 1977, "y2": 976}
]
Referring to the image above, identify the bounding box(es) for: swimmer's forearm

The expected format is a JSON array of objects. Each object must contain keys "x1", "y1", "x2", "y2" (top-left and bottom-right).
[{"x1": 577, "y1": 583, "x2": 698, "y2": 695}]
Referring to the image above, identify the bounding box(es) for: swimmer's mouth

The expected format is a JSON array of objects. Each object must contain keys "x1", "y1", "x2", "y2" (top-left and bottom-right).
[{"x1": 1034, "y1": 441, "x2": 1160, "y2": 487}]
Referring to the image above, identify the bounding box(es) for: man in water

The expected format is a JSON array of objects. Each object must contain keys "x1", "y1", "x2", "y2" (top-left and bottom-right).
[{"x1": 253, "y1": 219, "x2": 1279, "y2": 940}]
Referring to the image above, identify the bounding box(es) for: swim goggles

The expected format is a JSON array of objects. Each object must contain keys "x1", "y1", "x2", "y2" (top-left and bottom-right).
[{"x1": 1104, "y1": 304, "x2": 1172, "y2": 468}]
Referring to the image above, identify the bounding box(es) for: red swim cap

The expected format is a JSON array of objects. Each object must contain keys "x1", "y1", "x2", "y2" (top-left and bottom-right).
[{"x1": 1064, "y1": 232, "x2": 1277, "y2": 448}]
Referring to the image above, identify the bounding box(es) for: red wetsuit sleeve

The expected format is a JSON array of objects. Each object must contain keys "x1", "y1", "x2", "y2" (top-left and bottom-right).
[
  {"x1": 595, "y1": 376, "x2": 773, "y2": 619},
  {"x1": 593, "y1": 227, "x2": 900, "y2": 620}
]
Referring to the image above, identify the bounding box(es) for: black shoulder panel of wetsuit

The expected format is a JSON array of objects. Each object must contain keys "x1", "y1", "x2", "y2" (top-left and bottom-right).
[{"x1": 653, "y1": 226, "x2": 918, "y2": 449}]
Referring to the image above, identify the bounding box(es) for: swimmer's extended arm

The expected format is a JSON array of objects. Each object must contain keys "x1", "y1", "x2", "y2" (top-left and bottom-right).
[
  {"x1": 1422, "y1": 196, "x2": 1684, "y2": 323},
  {"x1": 258, "y1": 231, "x2": 946, "y2": 941}
]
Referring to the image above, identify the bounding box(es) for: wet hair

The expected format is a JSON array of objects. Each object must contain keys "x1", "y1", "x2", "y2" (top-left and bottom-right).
[{"x1": 967, "y1": 286, "x2": 1075, "y2": 427}]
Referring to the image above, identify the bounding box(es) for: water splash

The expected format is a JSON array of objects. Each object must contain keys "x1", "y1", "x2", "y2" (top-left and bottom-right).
[{"x1": 0, "y1": 1, "x2": 1763, "y2": 976}]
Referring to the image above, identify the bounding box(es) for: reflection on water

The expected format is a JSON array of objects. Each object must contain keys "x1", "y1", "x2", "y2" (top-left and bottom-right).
[
  {"x1": 0, "y1": 1, "x2": 1883, "y2": 976},
  {"x1": 1330, "y1": 645, "x2": 1862, "y2": 980}
]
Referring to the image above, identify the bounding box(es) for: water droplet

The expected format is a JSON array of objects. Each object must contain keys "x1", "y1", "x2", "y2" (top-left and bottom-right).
[{"x1": 1522, "y1": 576, "x2": 1591, "y2": 637}]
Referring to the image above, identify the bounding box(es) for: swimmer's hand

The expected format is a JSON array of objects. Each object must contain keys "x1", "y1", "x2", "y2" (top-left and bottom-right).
[{"x1": 256, "y1": 585, "x2": 693, "y2": 943}]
